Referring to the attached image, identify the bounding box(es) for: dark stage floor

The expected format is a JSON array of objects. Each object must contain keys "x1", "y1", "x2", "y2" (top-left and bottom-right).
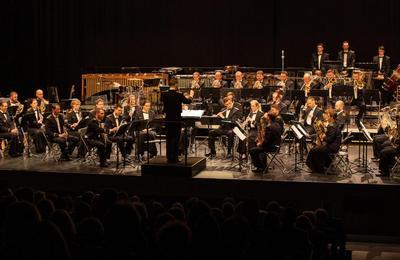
[{"x1": 0, "y1": 144, "x2": 398, "y2": 185}]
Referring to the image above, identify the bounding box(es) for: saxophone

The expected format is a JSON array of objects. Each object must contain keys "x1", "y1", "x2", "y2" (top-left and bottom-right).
[{"x1": 314, "y1": 119, "x2": 326, "y2": 146}]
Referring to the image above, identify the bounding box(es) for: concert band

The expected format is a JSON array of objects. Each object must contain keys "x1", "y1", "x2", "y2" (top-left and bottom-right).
[{"x1": 0, "y1": 42, "x2": 398, "y2": 177}]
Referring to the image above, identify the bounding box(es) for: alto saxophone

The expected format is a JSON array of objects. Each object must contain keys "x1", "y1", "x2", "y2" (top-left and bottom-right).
[{"x1": 314, "y1": 119, "x2": 326, "y2": 146}]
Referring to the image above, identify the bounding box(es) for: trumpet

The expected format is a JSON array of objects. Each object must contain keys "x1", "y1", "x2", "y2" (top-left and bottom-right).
[
  {"x1": 234, "y1": 81, "x2": 243, "y2": 89},
  {"x1": 190, "y1": 80, "x2": 200, "y2": 89},
  {"x1": 211, "y1": 79, "x2": 221, "y2": 88},
  {"x1": 253, "y1": 80, "x2": 263, "y2": 89},
  {"x1": 15, "y1": 103, "x2": 24, "y2": 116},
  {"x1": 354, "y1": 79, "x2": 365, "y2": 90}
]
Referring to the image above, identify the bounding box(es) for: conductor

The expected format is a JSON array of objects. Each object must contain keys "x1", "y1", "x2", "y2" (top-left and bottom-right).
[{"x1": 161, "y1": 78, "x2": 193, "y2": 163}]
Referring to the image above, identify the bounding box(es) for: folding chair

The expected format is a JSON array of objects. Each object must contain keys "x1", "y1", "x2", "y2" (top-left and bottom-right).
[
  {"x1": 325, "y1": 135, "x2": 354, "y2": 177},
  {"x1": 262, "y1": 143, "x2": 286, "y2": 174}
]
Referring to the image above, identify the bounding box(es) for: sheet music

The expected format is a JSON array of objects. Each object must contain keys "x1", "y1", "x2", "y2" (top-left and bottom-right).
[
  {"x1": 291, "y1": 125, "x2": 304, "y2": 139},
  {"x1": 181, "y1": 110, "x2": 204, "y2": 118},
  {"x1": 233, "y1": 127, "x2": 247, "y2": 141},
  {"x1": 296, "y1": 124, "x2": 309, "y2": 138}
]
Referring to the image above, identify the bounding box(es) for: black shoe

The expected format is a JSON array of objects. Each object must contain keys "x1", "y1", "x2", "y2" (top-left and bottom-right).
[
  {"x1": 205, "y1": 152, "x2": 216, "y2": 159},
  {"x1": 252, "y1": 167, "x2": 264, "y2": 173}
]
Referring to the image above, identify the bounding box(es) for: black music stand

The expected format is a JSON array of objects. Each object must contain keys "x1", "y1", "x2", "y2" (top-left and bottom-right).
[
  {"x1": 353, "y1": 120, "x2": 375, "y2": 181},
  {"x1": 264, "y1": 85, "x2": 280, "y2": 100},
  {"x1": 324, "y1": 60, "x2": 342, "y2": 71},
  {"x1": 220, "y1": 88, "x2": 241, "y2": 100},
  {"x1": 309, "y1": 89, "x2": 329, "y2": 107},
  {"x1": 200, "y1": 88, "x2": 221, "y2": 101},
  {"x1": 240, "y1": 89, "x2": 266, "y2": 101}
]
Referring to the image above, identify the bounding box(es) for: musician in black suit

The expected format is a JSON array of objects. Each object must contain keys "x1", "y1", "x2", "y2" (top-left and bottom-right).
[
  {"x1": 252, "y1": 70, "x2": 269, "y2": 89},
  {"x1": 105, "y1": 104, "x2": 133, "y2": 158},
  {"x1": 338, "y1": 41, "x2": 356, "y2": 70},
  {"x1": 276, "y1": 71, "x2": 295, "y2": 92},
  {"x1": 379, "y1": 139, "x2": 400, "y2": 177},
  {"x1": 347, "y1": 70, "x2": 366, "y2": 123},
  {"x1": 303, "y1": 97, "x2": 323, "y2": 134},
  {"x1": 306, "y1": 109, "x2": 342, "y2": 173},
  {"x1": 211, "y1": 71, "x2": 228, "y2": 88},
  {"x1": 206, "y1": 97, "x2": 241, "y2": 159},
  {"x1": 270, "y1": 104, "x2": 285, "y2": 135},
  {"x1": 311, "y1": 43, "x2": 330, "y2": 73},
  {"x1": 135, "y1": 101, "x2": 158, "y2": 159},
  {"x1": 230, "y1": 71, "x2": 249, "y2": 88},
  {"x1": 190, "y1": 72, "x2": 205, "y2": 89},
  {"x1": 220, "y1": 92, "x2": 243, "y2": 117},
  {"x1": 7, "y1": 91, "x2": 24, "y2": 123},
  {"x1": 45, "y1": 104, "x2": 79, "y2": 160},
  {"x1": 238, "y1": 100, "x2": 264, "y2": 156},
  {"x1": 334, "y1": 100, "x2": 347, "y2": 131},
  {"x1": 373, "y1": 46, "x2": 392, "y2": 105},
  {"x1": 0, "y1": 101, "x2": 21, "y2": 157},
  {"x1": 89, "y1": 98, "x2": 106, "y2": 120},
  {"x1": 22, "y1": 99, "x2": 46, "y2": 153},
  {"x1": 250, "y1": 112, "x2": 282, "y2": 172},
  {"x1": 268, "y1": 90, "x2": 287, "y2": 114},
  {"x1": 161, "y1": 79, "x2": 193, "y2": 163},
  {"x1": 65, "y1": 98, "x2": 85, "y2": 157},
  {"x1": 86, "y1": 108, "x2": 111, "y2": 167}
]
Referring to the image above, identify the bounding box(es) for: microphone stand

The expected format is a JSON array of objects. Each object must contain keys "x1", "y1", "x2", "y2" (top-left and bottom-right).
[{"x1": 281, "y1": 50, "x2": 285, "y2": 72}]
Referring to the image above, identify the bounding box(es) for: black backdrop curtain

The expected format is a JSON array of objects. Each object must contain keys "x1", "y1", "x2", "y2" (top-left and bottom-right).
[{"x1": 1, "y1": 0, "x2": 399, "y2": 99}]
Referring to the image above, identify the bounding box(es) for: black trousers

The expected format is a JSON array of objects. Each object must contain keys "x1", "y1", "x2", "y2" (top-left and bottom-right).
[
  {"x1": 28, "y1": 128, "x2": 46, "y2": 153},
  {"x1": 50, "y1": 135, "x2": 79, "y2": 157},
  {"x1": 109, "y1": 135, "x2": 134, "y2": 157},
  {"x1": 87, "y1": 139, "x2": 112, "y2": 164},
  {"x1": 379, "y1": 145, "x2": 398, "y2": 175},
  {"x1": 137, "y1": 130, "x2": 157, "y2": 157},
  {"x1": 374, "y1": 79, "x2": 392, "y2": 106},
  {"x1": 208, "y1": 128, "x2": 234, "y2": 154},
  {"x1": 68, "y1": 130, "x2": 85, "y2": 157},
  {"x1": 249, "y1": 145, "x2": 277, "y2": 169},
  {"x1": 0, "y1": 132, "x2": 20, "y2": 157},
  {"x1": 166, "y1": 122, "x2": 181, "y2": 162},
  {"x1": 237, "y1": 129, "x2": 257, "y2": 154},
  {"x1": 306, "y1": 145, "x2": 332, "y2": 173},
  {"x1": 372, "y1": 134, "x2": 390, "y2": 158},
  {"x1": 351, "y1": 98, "x2": 366, "y2": 121}
]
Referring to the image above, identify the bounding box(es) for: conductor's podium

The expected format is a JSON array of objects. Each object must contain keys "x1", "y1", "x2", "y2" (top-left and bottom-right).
[{"x1": 141, "y1": 156, "x2": 206, "y2": 177}]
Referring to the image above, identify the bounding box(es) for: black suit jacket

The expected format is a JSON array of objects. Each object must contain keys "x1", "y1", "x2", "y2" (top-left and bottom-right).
[
  {"x1": 335, "y1": 110, "x2": 347, "y2": 130},
  {"x1": 311, "y1": 52, "x2": 330, "y2": 71},
  {"x1": 230, "y1": 79, "x2": 249, "y2": 88},
  {"x1": 123, "y1": 105, "x2": 140, "y2": 122},
  {"x1": 246, "y1": 110, "x2": 264, "y2": 130},
  {"x1": 23, "y1": 108, "x2": 43, "y2": 129},
  {"x1": 86, "y1": 118, "x2": 107, "y2": 140},
  {"x1": 220, "y1": 106, "x2": 241, "y2": 130},
  {"x1": 261, "y1": 121, "x2": 282, "y2": 149},
  {"x1": 323, "y1": 122, "x2": 342, "y2": 153},
  {"x1": 373, "y1": 55, "x2": 391, "y2": 76},
  {"x1": 135, "y1": 110, "x2": 156, "y2": 121},
  {"x1": 303, "y1": 106, "x2": 323, "y2": 127},
  {"x1": 0, "y1": 111, "x2": 15, "y2": 133},
  {"x1": 65, "y1": 110, "x2": 82, "y2": 130},
  {"x1": 45, "y1": 114, "x2": 65, "y2": 139},
  {"x1": 105, "y1": 114, "x2": 123, "y2": 130},
  {"x1": 161, "y1": 89, "x2": 192, "y2": 120},
  {"x1": 338, "y1": 50, "x2": 356, "y2": 68}
]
